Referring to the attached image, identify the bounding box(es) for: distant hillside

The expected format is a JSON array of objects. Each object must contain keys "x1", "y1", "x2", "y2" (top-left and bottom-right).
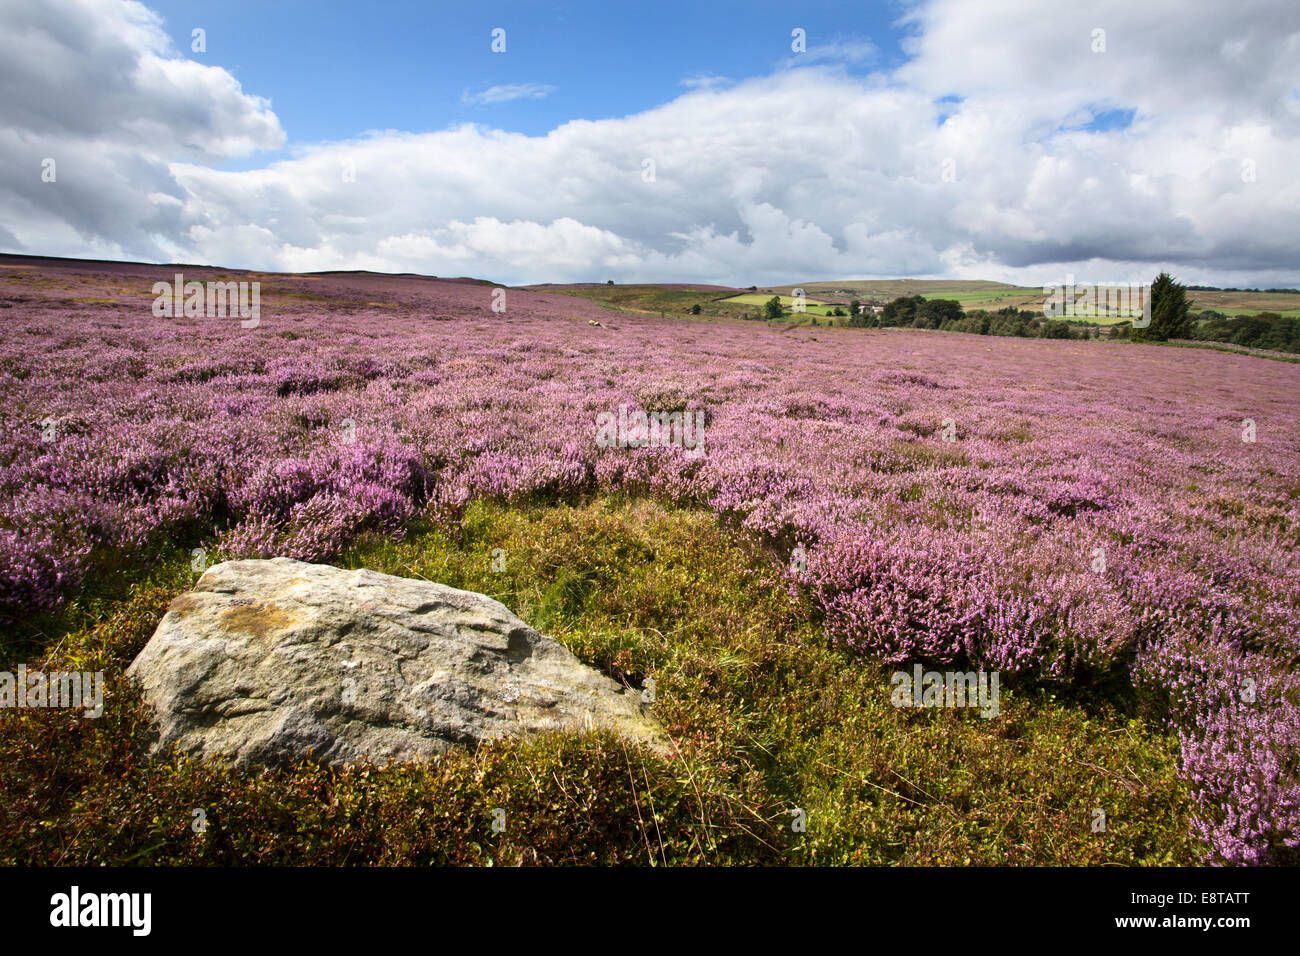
[
  {"x1": 772, "y1": 278, "x2": 1300, "y2": 318},
  {"x1": 768, "y1": 279, "x2": 1043, "y2": 311}
]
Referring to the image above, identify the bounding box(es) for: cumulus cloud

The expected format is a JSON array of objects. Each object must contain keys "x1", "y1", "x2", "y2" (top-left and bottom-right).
[
  {"x1": 0, "y1": 0, "x2": 283, "y2": 262},
  {"x1": 1, "y1": 0, "x2": 1298, "y2": 287}
]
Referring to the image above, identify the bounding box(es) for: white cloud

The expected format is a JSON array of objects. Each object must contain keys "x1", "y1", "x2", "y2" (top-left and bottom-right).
[
  {"x1": 679, "y1": 74, "x2": 731, "y2": 90},
  {"x1": 784, "y1": 37, "x2": 878, "y2": 68},
  {"x1": 0, "y1": 0, "x2": 282, "y2": 261},
  {"x1": 2, "y1": 0, "x2": 1298, "y2": 287},
  {"x1": 461, "y1": 83, "x2": 556, "y2": 106}
]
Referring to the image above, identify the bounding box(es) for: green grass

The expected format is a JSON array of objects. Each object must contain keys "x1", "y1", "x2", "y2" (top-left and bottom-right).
[
  {"x1": 770, "y1": 279, "x2": 1046, "y2": 311},
  {"x1": 0, "y1": 495, "x2": 1199, "y2": 865},
  {"x1": 538, "y1": 281, "x2": 1151, "y2": 327},
  {"x1": 531, "y1": 284, "x2": 848, "y2": 325},
  {"x1": 772, "y1": 279, "x2": 1300, "y2": 319},
  {"x1": 721, "y1": 292, "x2": 825, "y2": 307},
  {"x1": 0, "y1": 538, "x2": 202, "y2": 667},
  {"x1": 1193, "y1": 307, "x2": 1300, "y2": 318},
  {"x1": 717, "y1": 293, "x2": 850, "y2": 318},
  {"x1": 530, "y1": 285, "x2": 739, "y2": 321},
  {"x1": 1065, "y1": 313, "x2": 1144, "y2": 326},
  {"x1": 1158, "y1": 340, "x2": 1300, "y2": 364}
]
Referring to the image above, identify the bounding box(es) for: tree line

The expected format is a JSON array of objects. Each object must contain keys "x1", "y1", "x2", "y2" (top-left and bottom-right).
[{"x1": 747, "y1": 272, "x2": 1299, "y2": 354}]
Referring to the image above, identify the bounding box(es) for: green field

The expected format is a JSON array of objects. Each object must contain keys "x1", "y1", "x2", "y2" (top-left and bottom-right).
[
  {"x1": 718, "y1": 292, "x2": 841, "y2": 316},
  {"x1": 528, "y1": 284, "x2": 847, "y2": 326},
  {"x1": 534, "y1": 280, "x2": 1300, "y2": 328},
  {"x1": 1191, "y1": 304, "x2": 1300, "y2": 318},
  {"x1": 771, "y1": 279, "x2": 1044, "y2": 311},
  {"x1": 720, "y1": 293, "x2": 828, "y2": 306},
  {"x1": 523, "y1": 284, "x2": 738, "y2": 320},
  {"x1": 773, "y1": 278, "x2": 1300, "y2": 319}
]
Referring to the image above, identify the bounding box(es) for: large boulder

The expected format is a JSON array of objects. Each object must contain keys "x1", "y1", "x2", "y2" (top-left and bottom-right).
[{"x1": 126, "y1": 558, "x2": 667, "y2": 767}]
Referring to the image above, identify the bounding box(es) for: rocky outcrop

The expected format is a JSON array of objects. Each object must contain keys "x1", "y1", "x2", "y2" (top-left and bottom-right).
[{"x1": 126, "y1": 558, "x2": 666, "y2": 767}]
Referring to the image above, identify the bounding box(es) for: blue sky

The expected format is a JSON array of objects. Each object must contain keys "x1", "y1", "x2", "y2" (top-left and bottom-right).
[
  {"x1": 2, "y1": 0, "x2": 1298, "y2": 287},
  {"x1": 147, "y1": 0, "x2": 911, "y2": 165}
]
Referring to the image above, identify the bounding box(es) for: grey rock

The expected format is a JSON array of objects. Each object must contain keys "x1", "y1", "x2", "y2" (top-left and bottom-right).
[{"x1": 126, "y1": 558, "x2": 667, "y2": 767}]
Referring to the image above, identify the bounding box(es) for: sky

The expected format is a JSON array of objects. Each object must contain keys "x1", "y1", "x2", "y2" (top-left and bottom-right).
[{"x1": 1, "y1": 0, "x2": 1298, "y2": 287}]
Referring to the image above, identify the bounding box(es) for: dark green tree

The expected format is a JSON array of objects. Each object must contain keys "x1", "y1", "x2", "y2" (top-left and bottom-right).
[
  {"x1": 763, "y1": 295, "x2": 784, "y2": 320},
  {"x1": 1134, "y1": 272, "x2": 1191, "y2": 342},
  {"x1": 881, "y1": 294, "x2": 925, "y2": 327},
  {"x1": 917, "y1": 298, "x2": 963, "y2": 328}
]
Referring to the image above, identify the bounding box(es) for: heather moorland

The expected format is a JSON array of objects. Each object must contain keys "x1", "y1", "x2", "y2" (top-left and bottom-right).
[{"x1": 1, "y1": 257, "x2": 1296, "y2": 865}]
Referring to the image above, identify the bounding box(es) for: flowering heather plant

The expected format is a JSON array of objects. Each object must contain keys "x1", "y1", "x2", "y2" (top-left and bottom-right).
[{"x1": 1, "y1": 262, "x2": 1297, "y2": 863}]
